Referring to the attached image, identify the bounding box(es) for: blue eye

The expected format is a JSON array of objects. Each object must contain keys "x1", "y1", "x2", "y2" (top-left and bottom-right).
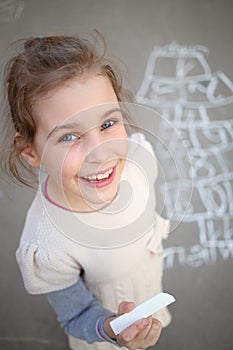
[
  {"x1": 101, "y1": 120, "x2": 115, "y2": 131},
  {"x1": 60, "y1": 134, "x2": 79, "y2": 142}
]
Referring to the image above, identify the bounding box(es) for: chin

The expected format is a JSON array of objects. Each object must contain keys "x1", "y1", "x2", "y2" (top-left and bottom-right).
[{"x1": 89, "y1": 188, "x2": 118, "y2": 207}]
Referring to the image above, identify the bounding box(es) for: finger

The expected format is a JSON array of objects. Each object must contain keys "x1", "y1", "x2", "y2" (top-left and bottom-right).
[
  {"x1": 127, "y1": 315, "x2": 153, "y2": 341},
  {"x1": 137, "y1": 316, "x2": 153, "y2": 340},
  {"x1": 117, "y1": 318, "x2": 149, "y2": 344},
  {"x1": 144, "y1": 318, "x2": 162, "y2": 346},
  {"x1": 126, "y1": 316, "x2": 153, "y2": 343},
  {"x1": 118, "y1": 301, "x2": 135, "y2": 316},
  {"x1": 117, "y1": 317, "x2": 162, "y2": 349}
]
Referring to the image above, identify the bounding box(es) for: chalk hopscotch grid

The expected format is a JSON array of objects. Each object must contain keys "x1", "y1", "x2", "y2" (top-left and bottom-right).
[{"x1": 136, "y1": 43, "x2": 233, "y2": 268}]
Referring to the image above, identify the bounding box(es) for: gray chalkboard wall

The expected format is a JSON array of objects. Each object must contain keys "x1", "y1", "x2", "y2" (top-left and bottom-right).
[{"x1": 0, "y1": 1, "x2": 232, "y2": 350}]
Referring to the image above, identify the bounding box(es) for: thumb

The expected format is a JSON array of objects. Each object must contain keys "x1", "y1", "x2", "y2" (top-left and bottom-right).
[{"x1": 117, "y1": 301, "x2": 135, "y2": 316}]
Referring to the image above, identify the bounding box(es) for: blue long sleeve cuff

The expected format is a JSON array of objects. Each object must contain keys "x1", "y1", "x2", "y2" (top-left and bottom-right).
[{"x1": 45, "y1": 277, "x2": 119, "y2": 345}]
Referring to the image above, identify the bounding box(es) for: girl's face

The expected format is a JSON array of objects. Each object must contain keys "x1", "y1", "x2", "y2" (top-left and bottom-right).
[{"x1": 30, "y1": 75, "x2": 128, "y2": 211}]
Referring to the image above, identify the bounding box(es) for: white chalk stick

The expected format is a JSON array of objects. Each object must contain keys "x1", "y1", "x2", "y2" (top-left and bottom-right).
[{"x1": 110, "y1": 292, "x2": 175, "y2": 335}]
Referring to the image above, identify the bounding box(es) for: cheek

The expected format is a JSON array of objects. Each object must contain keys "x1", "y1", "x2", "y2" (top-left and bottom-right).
[
  {"x1": 118, "y1": 142, "x2": 128, "y2": 161},
  {"x1": 116, "y1": 131, "x2": 128, "y2": 158},
  {"x1": 110, "y1": 125, "x2": 128, "y2": 154},
  {"x1": 60, "y1": 148, "x2": 83, "y2": 178},
  {"x1": 44, "y1": 155, "x2": 64, "y2": 181},
  {"x1": 40, "y1": 144, "x2": 69, "y2": 180}
]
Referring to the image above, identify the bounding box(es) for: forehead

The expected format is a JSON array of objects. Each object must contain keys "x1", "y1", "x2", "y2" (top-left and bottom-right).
[{"x1": 33, "y1": 75, "x2": 118, "y2": 132}]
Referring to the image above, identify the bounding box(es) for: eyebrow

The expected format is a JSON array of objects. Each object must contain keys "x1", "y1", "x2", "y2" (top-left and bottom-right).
[{"x1": 46, "y1": 107, "x2": 123, "y2": 140}]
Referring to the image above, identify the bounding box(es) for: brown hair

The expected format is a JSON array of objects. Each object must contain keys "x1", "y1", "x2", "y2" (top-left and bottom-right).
[{"x1": 1, "y1": 33, "x2": 134, "y2": 187}]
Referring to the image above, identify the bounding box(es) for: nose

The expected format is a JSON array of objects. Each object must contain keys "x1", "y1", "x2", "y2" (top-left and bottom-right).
[{"x1": 85, "y1": 130, "x2": 110, "y2": 163}]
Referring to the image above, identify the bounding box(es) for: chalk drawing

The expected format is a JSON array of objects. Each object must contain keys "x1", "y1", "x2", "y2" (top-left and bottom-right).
[{"x1": 136, "y1": 43, "x2": 233, "y2": 268}]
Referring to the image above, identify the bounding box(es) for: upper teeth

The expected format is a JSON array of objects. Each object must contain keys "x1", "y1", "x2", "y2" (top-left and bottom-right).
[{"x1": 84, "y1": 168, "x2": 113, "y2": 181}]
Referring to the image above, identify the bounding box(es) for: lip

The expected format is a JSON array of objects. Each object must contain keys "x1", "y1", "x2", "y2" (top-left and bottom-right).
[{"x1": 79, "y1": 165, "x2": 117, "y2": 189}]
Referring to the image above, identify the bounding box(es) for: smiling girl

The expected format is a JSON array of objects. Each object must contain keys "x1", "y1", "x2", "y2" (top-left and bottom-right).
[{"x1": 2, "y1": 34, "x2": 171, "y2": 350}]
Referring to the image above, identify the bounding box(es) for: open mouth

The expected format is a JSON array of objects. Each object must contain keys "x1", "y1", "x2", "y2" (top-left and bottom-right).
[
  {"x1": 82, "y1": 167, "x2": 113, "y2": 182},
  {"x1": 80, "y1": 166, "x2": 116, "y2": 188}
]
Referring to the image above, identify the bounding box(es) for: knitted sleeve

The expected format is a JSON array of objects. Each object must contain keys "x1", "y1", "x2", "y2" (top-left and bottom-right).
[
  {"x1": 45, "y1": 278, "x2": 118, "y2": 345},
  {"x1": 16, "y1": 243, "x2": 81, "y2": 294}
]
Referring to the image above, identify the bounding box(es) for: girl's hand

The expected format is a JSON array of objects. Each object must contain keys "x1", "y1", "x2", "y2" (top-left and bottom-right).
[{"x1": 103, "y1": 301, "x2": 162, "y2": 350}]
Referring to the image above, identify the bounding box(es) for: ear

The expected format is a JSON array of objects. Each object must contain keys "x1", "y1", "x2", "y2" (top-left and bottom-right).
[
  {"x1": 21, "y1": 144, "x2": 41, "y2": 168},
  {"x1": 15, "y1": 133, "x2": 41, "y2": 168}
]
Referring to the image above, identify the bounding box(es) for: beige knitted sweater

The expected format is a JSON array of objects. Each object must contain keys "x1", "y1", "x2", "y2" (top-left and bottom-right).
[{"x1": 16, "y1": 133, "x2": 171, "y2": 350}]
